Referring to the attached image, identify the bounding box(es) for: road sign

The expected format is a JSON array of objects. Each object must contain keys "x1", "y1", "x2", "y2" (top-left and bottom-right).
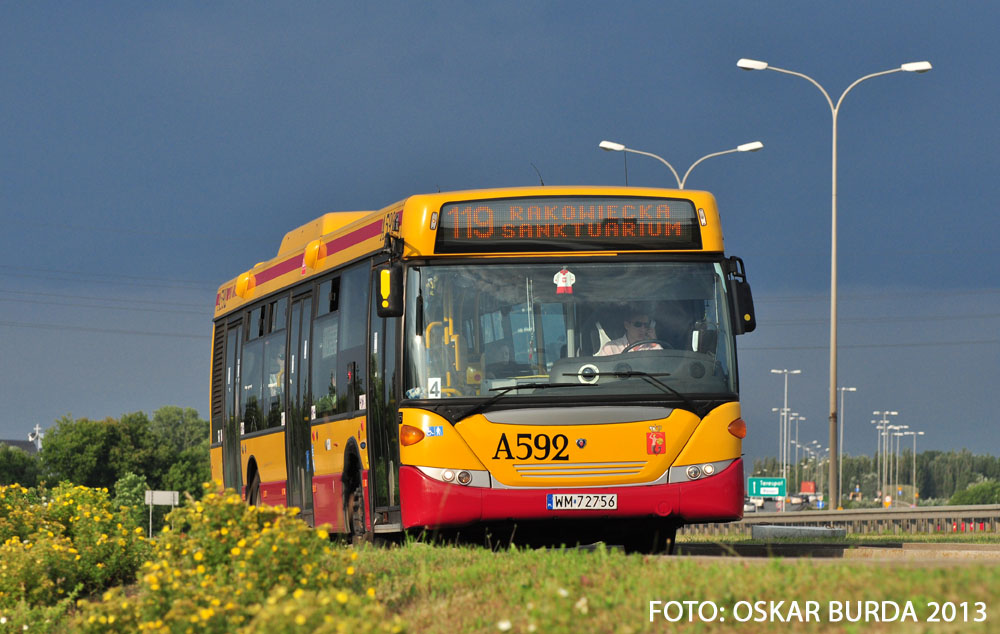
[
  {"x1": 748, "y1": 477, "x2": 786, "y2": 498},
  {"x1": 145, "y1": 490, "x2": 179, "y2": 506}
]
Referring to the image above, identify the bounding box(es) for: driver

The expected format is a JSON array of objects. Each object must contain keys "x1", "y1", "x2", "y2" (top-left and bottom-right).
[{"x1": 595, "y1": 307, "x2": 663, "y2": 356}]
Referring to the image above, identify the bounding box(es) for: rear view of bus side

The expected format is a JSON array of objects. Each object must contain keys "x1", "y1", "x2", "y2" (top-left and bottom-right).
[{"x1": 210, "y1": 186, "x2": 756, "y2": 552}]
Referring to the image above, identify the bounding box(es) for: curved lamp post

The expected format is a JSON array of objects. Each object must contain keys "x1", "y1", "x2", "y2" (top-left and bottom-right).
[
  {"x1": 599, "y1": 140, "x2": 763, "y2": 188},
  {"x1": 738, "y1": 57, "x2": 931, "y2": 509}
]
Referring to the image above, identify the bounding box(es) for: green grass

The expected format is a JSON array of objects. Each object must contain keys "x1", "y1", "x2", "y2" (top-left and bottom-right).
[{"x1": 361, "y1": 540, "x2": 1000, "y2": 633}]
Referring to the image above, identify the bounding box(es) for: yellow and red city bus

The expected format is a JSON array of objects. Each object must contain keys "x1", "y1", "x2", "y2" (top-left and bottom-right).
[{"x1": 210, "y1": 186, "x2": 756, "y2": 551}]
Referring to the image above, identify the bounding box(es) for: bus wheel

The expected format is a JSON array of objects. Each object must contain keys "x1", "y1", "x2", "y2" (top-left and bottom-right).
[
  {"x1": 247, "y1": 471, "x2": 261, "y2": 506},
  {"x1": 345, "y1": 480, "x2": 367, "y2": 545}
]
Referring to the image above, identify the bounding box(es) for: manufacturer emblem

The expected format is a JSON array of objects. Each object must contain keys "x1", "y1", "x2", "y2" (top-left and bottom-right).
[{"x1": 576, "y1": 438, "x2": 587, "y2": 449}]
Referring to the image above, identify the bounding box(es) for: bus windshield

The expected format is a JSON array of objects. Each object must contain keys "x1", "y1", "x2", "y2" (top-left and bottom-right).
[{"x1": 403, "y1": 260, "x2": 738, "y2": 402}]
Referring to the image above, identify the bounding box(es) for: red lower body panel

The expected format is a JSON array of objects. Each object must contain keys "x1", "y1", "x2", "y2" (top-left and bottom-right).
[
  {"x1": 245, "y1": 470, "x2": 371, "y2": 534},
  {"x1": 400, "y1": 458, "x2": 744, "y2": 529}
]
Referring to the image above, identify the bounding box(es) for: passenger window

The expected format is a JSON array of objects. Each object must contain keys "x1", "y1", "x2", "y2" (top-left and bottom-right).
[
  {"x1": 311, "y1": 314, "x2": 339, "y2": 418},
  {"x1": 241, "y1": 338, "x2": 265, "y2": 433},
  {"x1": 337, "y1": 265, "x2": 368, "y2": 413}
]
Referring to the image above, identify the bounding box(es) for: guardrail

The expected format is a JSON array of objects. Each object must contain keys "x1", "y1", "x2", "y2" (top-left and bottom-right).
[{"x1": 681, "y1": 505, "x2": 1000, "y2": 536}]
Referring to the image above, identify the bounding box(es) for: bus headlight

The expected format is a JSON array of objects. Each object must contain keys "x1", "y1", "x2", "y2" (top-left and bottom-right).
[
  {"x1": 416, "y1": 466, "x2": 491, "y2": 487},
  {"x1": 669, "y1": 458, "x2": 736, "y2": 483}
]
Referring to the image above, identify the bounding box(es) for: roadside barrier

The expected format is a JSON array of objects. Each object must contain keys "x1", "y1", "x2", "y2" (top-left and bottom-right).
[{"x1": 682, "y1": 505, "x2": 1000, "y2": 536}]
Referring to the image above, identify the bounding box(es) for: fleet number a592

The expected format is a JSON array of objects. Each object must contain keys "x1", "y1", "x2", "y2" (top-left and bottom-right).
[{"x1": 492, "y1": 433, "x2": 570, "y2": 461}]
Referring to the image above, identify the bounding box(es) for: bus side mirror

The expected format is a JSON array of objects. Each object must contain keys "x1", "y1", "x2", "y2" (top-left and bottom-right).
[
  {"x1": 726, "y1": 257, "x2": 756, "y2": 334},
  {"x1": 376, "y1": 263, "x2": 403, "y2": 318}
]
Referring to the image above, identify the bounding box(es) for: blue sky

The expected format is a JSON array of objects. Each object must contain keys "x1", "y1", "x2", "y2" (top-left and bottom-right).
[{"x1": 2, "y1": 2, "x2": 998, "y2": 468}]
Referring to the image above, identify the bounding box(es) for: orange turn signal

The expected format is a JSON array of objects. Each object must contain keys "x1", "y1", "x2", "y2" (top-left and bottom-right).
[
  {"x1": 400, "y1": 424, "x2": 425, "y2": 446},
  {"x1": 728, "y1": 418, "x2": 747, "y2": 439}
]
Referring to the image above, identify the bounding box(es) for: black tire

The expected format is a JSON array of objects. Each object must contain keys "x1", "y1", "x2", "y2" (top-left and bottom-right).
[
  {"x1": 345, "y1": 482, "x2": 367, "y2": 545},
  {"x1": 247, "y1": 471, "x2": 261, "y2": 506}
]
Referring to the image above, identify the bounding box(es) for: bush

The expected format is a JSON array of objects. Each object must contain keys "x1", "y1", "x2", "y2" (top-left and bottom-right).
[
  {"x1": 0, "y1": 482, "x2": 151, "y2": 631},
  {"x1": 73, "y1": 484, "x2": 402, "y2": 633}
]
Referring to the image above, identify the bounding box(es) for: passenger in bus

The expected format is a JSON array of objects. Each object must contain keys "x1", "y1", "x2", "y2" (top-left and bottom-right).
[{"x1": 595, "y1": 307, "x2": 663, "y2": 356}]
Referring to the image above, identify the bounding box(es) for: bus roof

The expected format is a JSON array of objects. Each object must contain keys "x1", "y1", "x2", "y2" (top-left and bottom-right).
[{"x1": 214, "y1": 185, "x2": 723, "y2": 319}]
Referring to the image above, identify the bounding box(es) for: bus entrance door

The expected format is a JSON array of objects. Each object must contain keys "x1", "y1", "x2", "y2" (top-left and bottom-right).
[
  {"x1": 222, "y1": 322, "x2": 243, "y2": 491},
  {"x1": 369, "y1": 273, "x2": 402, "y2": 532},
  {"x1": 286, "y1": 296, "x2": 315, "y2": 525}
]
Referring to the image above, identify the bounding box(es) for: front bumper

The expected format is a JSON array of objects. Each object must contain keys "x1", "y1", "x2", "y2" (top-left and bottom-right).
[{"x1": 399, "y1": 457, "x2": 744, "y2": 529}]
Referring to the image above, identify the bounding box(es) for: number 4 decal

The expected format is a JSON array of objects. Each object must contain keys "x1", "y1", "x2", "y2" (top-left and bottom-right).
[{"x1": 428, "y1": 377, "x2": 442, "y2": 399}]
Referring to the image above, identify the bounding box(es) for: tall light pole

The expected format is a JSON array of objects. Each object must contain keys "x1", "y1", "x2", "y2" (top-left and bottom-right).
[
  {"x1": 894, "y1": 425, "x2": 909, "y2": 505},
  {"x1": 598, "y1": 140, "x2": 763, "y2": 188},
  {"x1": 870, "y1": 418, "x2": 883, "y2": 501},
  {"x1": 790, "y1": 413, "x2": 806, "y2": 491},
  {"x1": 771, "y1": 369, "x2": 801, "y2": 483},
  {"x1": 738, "y1": 58, "x2": 932, "y2": 510},
  {"x1": 888, "y1": 424, "x2": 908, "y2": 506},
  {"x1": 837, "y1": 386, "x2": 857, "y2": 508},
  {"x1": 873, "y1": 410, "x2": 899, "y2": 504},
  {"x1": 900, "y1": 430, "x2": 925, "y2": 506},
  {"x1": 771, "y1": 406, "x2": 786, "y2": 480}
]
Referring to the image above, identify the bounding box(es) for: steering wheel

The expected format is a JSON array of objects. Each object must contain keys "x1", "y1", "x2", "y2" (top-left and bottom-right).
[{"x1": 622, "y1": 339, "x2": 672, "y2": 353}]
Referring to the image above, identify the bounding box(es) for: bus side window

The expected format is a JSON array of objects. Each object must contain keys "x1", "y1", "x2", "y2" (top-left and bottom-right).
[
  {"x1": 311, "y1": 315, "x2": 338, "y2": 418},
  {"x1": 241, "y1": 338, "x2": 264, "y2": 433},
  {"x1": 337, "y1": 264, "x2": 368, "y2": 413}
]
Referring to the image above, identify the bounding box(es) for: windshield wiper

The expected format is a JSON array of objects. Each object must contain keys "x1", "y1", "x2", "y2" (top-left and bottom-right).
[
  {"x1": 458, "y1": 382, "x2": 595, "y2": 420},
  {"x1": 560, "y1": 370, "x2": 702, "y2": 416}
]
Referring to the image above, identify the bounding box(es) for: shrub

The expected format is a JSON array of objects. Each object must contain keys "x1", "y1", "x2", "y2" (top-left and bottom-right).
[
  {"x1": 73, "y1": 484, "x2": 401, "y2": 633},
  {"x1": 0, "y1": 482, "x2": 151, "y2": 613}
]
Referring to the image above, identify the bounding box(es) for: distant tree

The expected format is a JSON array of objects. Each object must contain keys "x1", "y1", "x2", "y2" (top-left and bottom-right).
[
  {"x1": 150, "y1": 406, "x2": 210, "y2": 498},
  {"x1": 150, "y1": 406, "x2": 208, "y2": 455},
  {"x1": 109, "y1": 412, "x2": 161, "y2": 484},
  {"x1": 40, "y1": 415, "x2": 122, "y2": 489},
  {"x1": 39, "y1": 407, "x2": 210, "y2": 494},
  {"x1": 0, "y1": 443, "x2": 41, "y2": 487},
  {"x1": 950, "y1": 480, "x2": 1000, "y2": 505}
]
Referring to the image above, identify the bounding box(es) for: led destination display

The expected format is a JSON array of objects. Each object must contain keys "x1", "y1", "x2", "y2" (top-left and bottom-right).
[{"x1": 435, "y1": 196, "x2": 701, "y2": 253}]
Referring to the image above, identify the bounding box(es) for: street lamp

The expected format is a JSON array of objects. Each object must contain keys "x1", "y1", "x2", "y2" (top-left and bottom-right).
[
  {"x1": 899, "y1": 430, "x2": 925, "y2": 506},
  {"x1": 873, "y1": 410, "x2": 899, "y2": 504},
  {"x1": 771, "y1": 369, "x2": 801, "y2": 482},
  {"x1": 598, "y1": 140, "x2": 763, "y2": 189},
  {"x1": 837, "y1": 386, "x2": 857, "y2": 508},
  {"x1": 771, "y1": 406, "x2": 787, "y2": 481},
  {"x1": 789, "y1": 413, "x2": 806, "y2": 492},
  {"x1": 738, "y1": 57, "x2": 932, "y2": 510},
  {"x1": 889, "y1": 424, "x2": 908, "y2": 506}
]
